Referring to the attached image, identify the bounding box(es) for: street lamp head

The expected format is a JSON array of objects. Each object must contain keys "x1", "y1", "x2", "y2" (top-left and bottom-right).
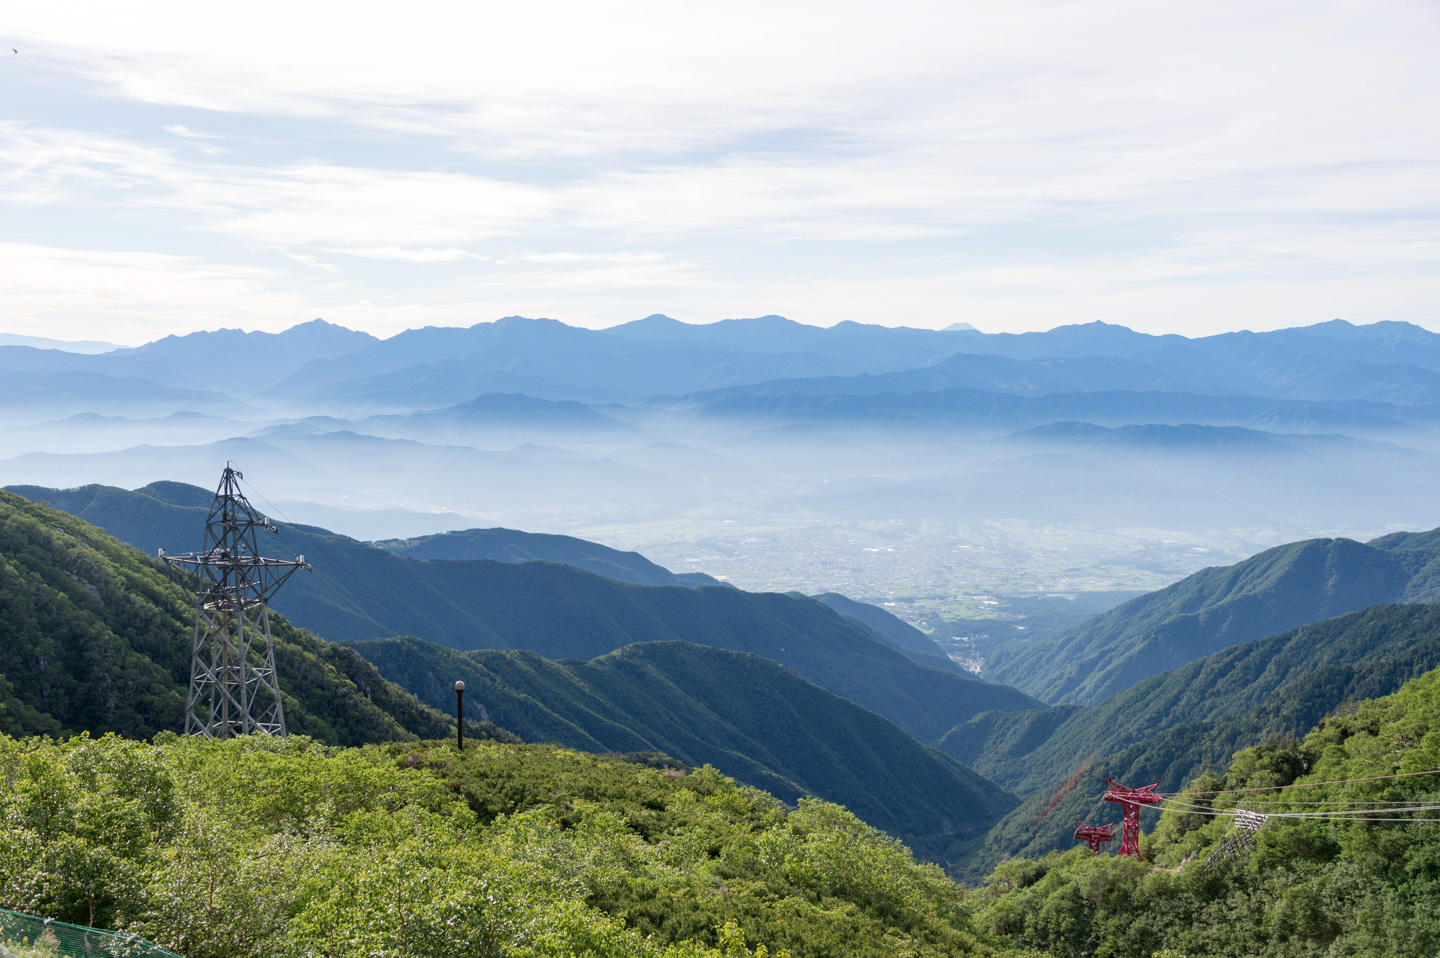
[{"x1": 454, "y1": 680, "x2": 465, "y2": 692}]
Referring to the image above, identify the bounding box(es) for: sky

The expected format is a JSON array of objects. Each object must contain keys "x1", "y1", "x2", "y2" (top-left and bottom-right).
[{"x1": 2, "y1": 0, "x2": 1438, "y2": 345}]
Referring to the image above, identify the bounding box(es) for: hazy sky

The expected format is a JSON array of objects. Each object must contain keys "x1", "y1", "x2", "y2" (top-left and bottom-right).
[{"x1": 4, "y1": 0, "x2": 1438, "y2": 344}]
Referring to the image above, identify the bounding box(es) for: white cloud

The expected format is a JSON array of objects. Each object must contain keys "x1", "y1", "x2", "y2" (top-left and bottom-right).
[
  {"x1": 195, "y1": 166, "x2": 555, "y2": 247},
  {"x1": 0, "y1": 130, "x2": 556, "y2": 246},
  {"x1": 334, "y1": 247, "x2": 479, "y2": 263},
  {"x1": 0, "y1": 243, "x2": 311, "y2": 342},
  {"x1": 284, "y1": 251, "x2": 342, "y2": 273},
  {"x1": 11, "y1": 0, "x2": 1437, "y2": 170},
  {"x1": 0, "y1": 1, "x2": 1436, "y2": 339},
  {"x1": 514, "y1": 252, "x2": 667, "y2": 265},
  {"x1": 162, "y1": 124, "x2": 220, "y2": 140}
]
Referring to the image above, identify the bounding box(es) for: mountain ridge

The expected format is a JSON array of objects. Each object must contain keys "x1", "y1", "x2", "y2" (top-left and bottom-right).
[
  {"x1": 374, "y1": 525, "x2": 726, "y2": 587},
  {"x1": 0, "y1": 489, "x2": 462, "y2": 745},
  {"x1": 8, "y1": 481, "x2": 1042, "y2": 743},
  {"x1": 0, "y1": 485, "x2": 1022, "y2": 870},
  {"x1": 982, "y1": 529, "x2": 1440, "y2": 704},
  {"x1": 347, "y1": 634, "x2": 1018, "y2": 858},
  {"x1": 955, "y1": 601, "x2": 1440, "y2": 876}
]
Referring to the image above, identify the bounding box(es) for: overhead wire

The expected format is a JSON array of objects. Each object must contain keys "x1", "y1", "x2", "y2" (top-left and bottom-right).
[
  {"x1": 1208, "y1": 799, "x2": 1440, "y2": 807},
  {"x1": 275, "y1": 527, "x2": 413, "y2": 639},
  {"x1": 302, "y1": 566, "x2": 401, "y2": 639},
  {"x1": 1164, "y1": 797, "x2": 1440, "y2": 816},
  {"x1": 1163, "y1": 767, "x2": 1440, "y2": 796},
  {"x1": 1162, "y1": 796, "x2": 1440, "y2": 811},
  {"x1": 236, "y1": 474, "x2": 413, "y2": 640},
  {"x1": 1070, "y1": 767, "x2": 1440, "y2": 842},
  {"x1": 1079, "y1": 795, "x2": 1109, "y2": 828},
  {"x1": 1157, "y1": 796, "x2": 1440, "y2": 823}
]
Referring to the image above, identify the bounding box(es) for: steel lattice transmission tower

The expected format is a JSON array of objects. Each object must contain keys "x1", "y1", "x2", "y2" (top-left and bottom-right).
[{"x1": 160, "y1": 463, "x2": 311, "y2": 738}]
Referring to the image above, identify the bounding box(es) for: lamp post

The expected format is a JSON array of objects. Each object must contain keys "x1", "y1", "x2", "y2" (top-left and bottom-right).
[{"x1": 454, "y1": 680, "x2": 465, "y2": 751}]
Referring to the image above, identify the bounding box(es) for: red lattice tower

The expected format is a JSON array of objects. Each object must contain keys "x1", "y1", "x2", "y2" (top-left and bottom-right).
[
  {"x1": 1072, "y1": 819, "x2": 1116, "y2": 853},
  {"x1": 1102, "y1": 778, "x2": 1163, "y2": 859}
]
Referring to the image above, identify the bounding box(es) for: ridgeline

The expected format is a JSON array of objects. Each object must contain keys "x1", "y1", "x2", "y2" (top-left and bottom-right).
[
  {"x1": 0, "y1": 490, "x2": 455, "y2": 745},
  {"x1": 0, "y1": 489, "x2": 1018, "y2": 863}
]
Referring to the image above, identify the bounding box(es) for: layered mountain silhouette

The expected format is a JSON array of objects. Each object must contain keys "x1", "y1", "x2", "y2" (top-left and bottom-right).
[
  {"x1": 954, "y1": 602, "x2": 1440, "y2": 877},
  {"x1": 374, "y1": 526, "x2": 725, "y2": 586},
  {"x1": 6, "y1": 315, "x2": 1440, "y2": 553},
  {"x1": 350, "y1": 635, "x2": 1016, "y2": 859},
  {"x1": 360, "y1": 393, "x2": 632, "y2": 435},
  {"x1": 9, "y1": 482, "x2": 1041, "y2": 743},
  {"x1": 0, "y1": 489, "x2": 1019, "y2": 858},
  {"x1": 10, "y1": 315, "x2": 1440, "y2": 416},
  {"x1": 982, "y1": 529, "x2": 1440, "y2": 704},
  {"x1": 0, "y1": 490, "x2": 455, "y2": 745}
]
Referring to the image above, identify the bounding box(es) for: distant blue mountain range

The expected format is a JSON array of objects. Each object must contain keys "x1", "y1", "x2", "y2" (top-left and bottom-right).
[{"x1": 9, "y1": 315, "x2": 1440, "y2": 416}]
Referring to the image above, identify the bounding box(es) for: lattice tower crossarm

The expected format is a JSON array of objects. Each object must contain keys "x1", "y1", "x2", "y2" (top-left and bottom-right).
[
  {"x1": 1102, "y1": 778, "x2": 1164, "y2": 860},
  {"x1": 159, "y1": 464, "x2": 311, "y2": 738}
]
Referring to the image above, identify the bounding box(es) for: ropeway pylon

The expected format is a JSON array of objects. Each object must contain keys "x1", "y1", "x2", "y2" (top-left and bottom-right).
[
  {"x1": 160, "y1": 463, "x2": 310, "y2": 738},
  {"x1": 1073, "y1": 819, "x2": 1116, "y2": 853},
  {"x1": 1102, "y1": 778, "x2": 1164, "y2": 859}
]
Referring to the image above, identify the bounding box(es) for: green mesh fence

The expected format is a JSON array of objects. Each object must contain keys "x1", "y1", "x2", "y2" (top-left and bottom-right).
[{"x1": 0, "y1": 909, "x2": 182, "y2": 958}]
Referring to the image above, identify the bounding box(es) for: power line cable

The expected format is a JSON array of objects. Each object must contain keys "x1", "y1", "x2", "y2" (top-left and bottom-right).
[
  {"x1": 1080, "y1": 795, "x2": 1109, "y2": 826},
  {"x1": 303, "y1": 565, "x2": 402, "y2": 639},
  {"x1": 1164, "y1": 766, "x2": 1440, "y2": 796},
  {"x1": 1214, "y1": 799, "x2": 1440, "y2": 807},
  {"x1": 1162, "y1": 795, "x2": 1440, "y2": 809},
  {"x1": 1158, "y1": 796, "x2": 1440, "y2": 823},
  {"x1": 273, "y1": 524, "x2": 416, "y2": 638},
  {"x1": 236, "y1": 474, "x2": 414, "y2": 639}
]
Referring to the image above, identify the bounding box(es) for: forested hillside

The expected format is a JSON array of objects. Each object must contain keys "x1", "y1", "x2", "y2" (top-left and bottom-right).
[
  {"x1": 973, "y1": 657, "x2": 1440, "y2": 957},
  {"x1": 350, "y1": 635, "x2": 1015, "y2": 859},
  {"x1": 0, "y1": 490, "x2": 455, "y2": 744},
  {"x1": 984, "y1": 529, "x2": 1440, "y2": 704},
  {"x1": 806, "y1": 591, "x2": 959, "y2": 671},
  {"x1": 950, "y1": 603, "x2": 1440, "y2": 793},
  {"x1": 0, "y1": 733, "x2": 1026, "y2": 958},
  {"x1": 0, "y1": 489, "x2": 1025, "y2": 865},
  {"x1": 955, "y1": 603, "x2": 1440, "y2": 877},
  {"x1": 10, "y1": 482, "x2": 1041, "y2": 742}
]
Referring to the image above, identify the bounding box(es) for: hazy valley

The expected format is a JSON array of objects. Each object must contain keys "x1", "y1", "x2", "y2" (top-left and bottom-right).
[
  {"x1": 9, "y1": 6, "x2": 1440, "y2": 953},
  {"x1": 6, "y1": 315, "x2": 1440, "y2": 644},
  {"x1": 8, "y1": 315, "x2": 1440, "y2": 956}
]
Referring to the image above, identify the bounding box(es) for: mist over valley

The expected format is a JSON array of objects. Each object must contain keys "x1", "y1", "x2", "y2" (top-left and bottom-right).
[
  {"x1": 6, "y1": 314, "x2": 1438, "y2": 655},
  {"x1": 8, "y1": 5, "x2": 1440, "y2": 953}
]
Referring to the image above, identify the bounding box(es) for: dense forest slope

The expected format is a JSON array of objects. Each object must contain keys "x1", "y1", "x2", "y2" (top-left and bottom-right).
[
  {"x1": 349, "y1": 635, "x2": 1015, "y2": 859},
  {"x1": 10, "y1": 482, "x2": 1040, "y2": 742},
  {"x1": 955, "y1": 603, "x2": 1440, "y2": 877},
  {"x1": 809, "y1": 591, "x2": 941, "y2": 653},
  {"x1": 784, "y1": 590, "x2": 961, "y2": 673},
  {"x1": 0, "y1": 491, "x2": 1020, "y2": 860},
  {"x1": 974, "y1": 656, "x2": 1440, "y2": 958},
  {"x1": 948, "y1": 603, "x2": 1440, "y2": 793},
  {"x1": 984, "y1": 529, "x2": 1440, "y2": 704},
  {"x1": 0, "y1": 733, "x2": 1025, "y2": 958},
  {"x1": 0, "y1": 490, "x2": 454, "y2": 744}
]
